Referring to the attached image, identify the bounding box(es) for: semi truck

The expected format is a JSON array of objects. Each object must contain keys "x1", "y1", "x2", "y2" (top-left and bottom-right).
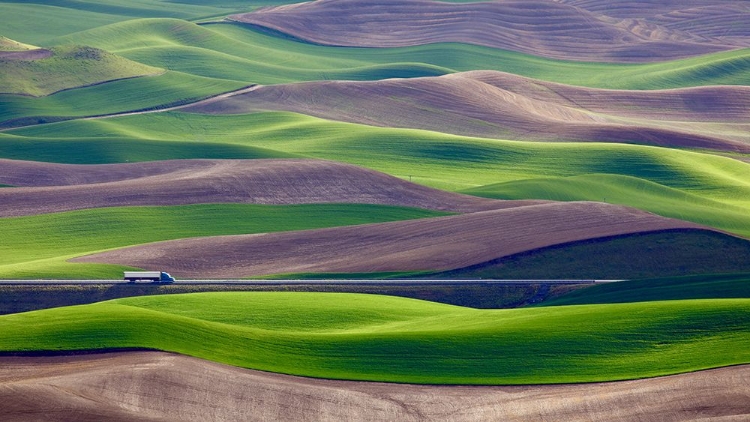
[{"x1": 123, "y1": 271, "x2": 175, "y2": 283}]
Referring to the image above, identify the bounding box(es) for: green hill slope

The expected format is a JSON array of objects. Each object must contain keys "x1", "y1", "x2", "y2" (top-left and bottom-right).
[
  {"x1": 0, "y1": 45, "x2": 161, "y2": 96},
  {"x1": 0, "y1": 2, "x2": 254, "y2": 45},
  {"x1": 462, "y1": 174, "x2": 750, "y2": 237},
  {"x1": 0, "y1": 71, "x2": 244, "y2": 128},
  {"x1": 0, "y1": 204, "x2": 447, "y2": 279},
  {"x1": 542, "y1": 274, "x2": 750, "y2": 306},
  {"x1": 0, "y1": 37, "x2": 38, "y2": 51},
  {"x1": 0, "y1": 292, "x2": 748, "y2": 384},
  {"x1": 8, "y1": 112, "x2": 749, "y2": 237},
  {"x1": 52, "y1": 19, "x2": 750, "y2": 89},
  {"x1": 53, "y1": 19, "x2": 452, "y2": 84},
  {"x1": 429, "y1": 230, "x2": 750, "y2": 280}
]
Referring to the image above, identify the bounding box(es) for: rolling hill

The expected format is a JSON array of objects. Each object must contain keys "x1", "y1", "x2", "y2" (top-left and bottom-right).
[
  {"x1": 0, "y1": 158, "x2": 502, "y2": 217},
  {"x1": 73, "y1": 202, "x2": 703, "y2": 278},
  {"x1": 49, "y1": 18, "x2": 750, "y2": 90},
  {"x1": 430, "y1": 230, "x2": 750, "y2": 280},
  {"x1": 0, "y1": 203, "x2": 449, "y2": 279},
  {"x1": 7, "y1": 112, "x2": 749, "y2": 237},
  {"x1": 0, "y1": 45, "x2": 161, "y2": 97},
  {"x1": 558, "y1": 0, "x2": 750, "y2": 44},
  {"x1": 183, "y1": 70, "x2": 750, "y2": 152},
  {"x1": 2, "y1": 352, "x2": 748, "y2": 422},
  {"x1": 0, "y1": 292, "x2": 748, "y2": 385},
  {"x1": 0, "y1": 36, "x2": 38, "y2": 52},
  {"x1": 0, "y1": 1, "x2": 256, "y2": 45},
  {"x1": 0, "y1": 2, "x2": 749, "y2": 419},
  {"x1": 230, "y1": 0, "x2": 736, "y2": 62}
]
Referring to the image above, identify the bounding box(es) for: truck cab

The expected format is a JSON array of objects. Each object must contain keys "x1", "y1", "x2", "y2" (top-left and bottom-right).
[{"x1": 159, "y1": 272, "x2": 175, "y2": 283}]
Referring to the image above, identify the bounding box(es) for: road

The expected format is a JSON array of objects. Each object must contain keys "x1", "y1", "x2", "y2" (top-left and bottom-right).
[
  {"x1": 0, "y1": 85, "x2": 260, "y2": 131},
  {"x1": 0, "y1": 279, "x2": 619, "y2": 286}
]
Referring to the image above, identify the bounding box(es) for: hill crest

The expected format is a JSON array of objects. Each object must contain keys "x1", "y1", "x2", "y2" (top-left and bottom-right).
[{"x1": 230, "y1": 0, "x2": 738, "y2": 62}]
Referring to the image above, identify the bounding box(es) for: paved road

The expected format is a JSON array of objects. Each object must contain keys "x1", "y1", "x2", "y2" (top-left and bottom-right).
[{"x1": 0, "y1": 279, "x2": 619, "y2": 286}]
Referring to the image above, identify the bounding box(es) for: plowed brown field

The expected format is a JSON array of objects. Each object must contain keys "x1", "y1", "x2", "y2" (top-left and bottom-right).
[
  {"x1": 0, "y1": 158, "x2": 507, "y2": 217},
  {"x1": 184, "y1": 71, "x2": 750, "y2": 152},
  {"x1": 229, "y1": 0, "x2": 738, "y2": 62},
  {"x1": 73, "y1": 202, "x2": 702, "y2": 278},
  {"x1": 1, "y1": 352, "x2": 748, "y2": 422},
  {"x1": 559, "y1": 0, "x2": 750, "y2": 45}
]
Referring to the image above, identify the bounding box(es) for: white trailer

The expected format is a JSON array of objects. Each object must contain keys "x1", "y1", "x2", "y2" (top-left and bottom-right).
[{"x1": 123, "y1": 271, "x2": 175, "y2": 283}]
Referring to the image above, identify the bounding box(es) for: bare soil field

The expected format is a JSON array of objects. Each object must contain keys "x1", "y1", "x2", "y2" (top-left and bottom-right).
[
  {"x1": 0, "y1": 49, "x2": 52, "y2": 60},
  {"x1": 184, "y1": 71, "x2": 750, "y2": 152},
  {"x1": 1, "y1": 351, "x2": 748, "y2": 422},
  {"x1": 0, "y1": 158, "x2": 508, "y2": 217},
  {"x1": 559, "y1": 0, "x2": 750, "y2": 45},
  {"x1": 229, "y1": 0, "x2": 739, "y2": 62},
  {"x1": 73, "y1": 202, "x2": 702, "y2": 278}
]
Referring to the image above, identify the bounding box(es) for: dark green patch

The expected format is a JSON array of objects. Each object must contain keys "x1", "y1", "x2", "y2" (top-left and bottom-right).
[
  {"x1": 257, "y1": 271, "x2": 430, "y2": 280},
  {"x1": 0, "y1": 282, "x2": 566, "y2": 315},
  {"x1": 0, "y1": 137, "x2": 291, "y2": 164},
  {"x1": 541, "y1": 273, "x2": 750, "y2": 306},
  {"x1": 430, "y1": 230, "x2": 750, "y2": 280}
]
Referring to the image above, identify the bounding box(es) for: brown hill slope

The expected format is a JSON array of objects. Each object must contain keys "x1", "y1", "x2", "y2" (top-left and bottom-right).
[
  {"x1": 2, "y1": 352, "x2": 748, "y2": 422},
  {"x1": 229, "y1": 0, "x2": 735, "y2": 62},
  {"x1": 184, "y1": 71, "x2": 750, "y2": 152},
  {"x1": 559, "y1": 0, "x2": 750, "y2": 45},
  {"x1": 73, "y1": 202, "x2": 702, "y2": 278},
  {"x1": 0, "y1": 158, "x2": 507, "y2": 217}
]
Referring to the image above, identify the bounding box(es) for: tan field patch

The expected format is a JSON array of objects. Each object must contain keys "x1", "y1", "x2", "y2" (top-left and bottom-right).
[
  {"x1": 0, "y1": 158, "x2": 510, "y2": 217},
  {"x1": 0, "y1": 37, "x2": 39, "y2": 52},
  {"x1": 559, "y1": 0, "x2": 750, "y2": 45},
  {"x1": 184, "y1": 71, "x2": 750, "y2": 152},
  {"x1": 73, "y1": 202, "x2": 703, "y2": 278},
  {"x1": 1, "y1": 351, "x2": 748, "y2": 421},
  {"x1": 0, "y1": 49, "x2": 52, "y2": 60},
  {"x1": 229, "y1": 0, "x2": 736, "y2": 62}
]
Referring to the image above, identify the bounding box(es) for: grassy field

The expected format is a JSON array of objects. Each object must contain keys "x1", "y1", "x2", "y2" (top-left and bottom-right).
[
  {"x1": 0, "y1": 282, "x2": 557, "y2": 315},
  {"x1": 0, "y1": 292, "x2": 748, "y2": 384},
  {"x1": 0, "y1": 1, "x2": 257, "y2": 45},
  {"x1": 0, "y1": 0, "x2": 748, "y2": 394},
  {"x1": 45, "y1": 19, "x2": 750, "y2": 90},
  {"x1": 543, "y1": 273, "x2": 750, "y2": 306},
  {"x1": 0, "y1": 71, "x2": 244, "y2": 128},
  {"x1": 462, "y1": 174, "x2": 750, "y2": 237},
  {"x1": 0, "y1": 45, "x2": 161, "y2": 96},
  {"x1": 0, "y1": 132, "x2": 291, "y2": 163},
  {"x1": 8, "y1": 112, "x2": 750, "y2": 237},
  {"x1": 0, "y1": 203, "x2": 448, "y2": 279},
  {"x1": 2, "y1": 16, "x2": 747, "y2": 138},
  {"x1": 429, "y1": 230, "x2": 750, "y2": 280},
  {"x1": 0, "y1": 37, "x2": 37, "y2": 51}
]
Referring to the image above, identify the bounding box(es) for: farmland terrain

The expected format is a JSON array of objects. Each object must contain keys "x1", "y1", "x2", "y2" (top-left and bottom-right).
[
  {"x1": 1, "y1": 351, "x2": 748, "y2": 422},
  {"x1": 231, "y1": 0, "x2": 747, "y2": 61},
  {"x1": 184, "y1": 71, "x2": 750, "y2": 151},
  {"x1": 1, "y1": 293, "x2": 748, "y2": 385},
  {"x1": 72, "y1": 203, "x2": 706, "y2": 278},
  {"x1": 1, "y1": 0, "x2": 749, "y2": 419}
]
